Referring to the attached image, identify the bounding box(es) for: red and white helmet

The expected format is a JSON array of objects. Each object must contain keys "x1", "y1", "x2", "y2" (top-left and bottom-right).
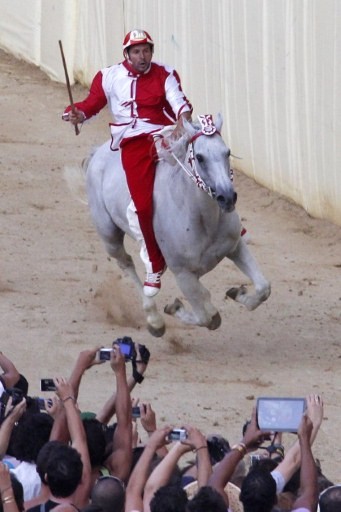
[{"x1": 122, "y1": 29, "x2": 154, "y2": 51}]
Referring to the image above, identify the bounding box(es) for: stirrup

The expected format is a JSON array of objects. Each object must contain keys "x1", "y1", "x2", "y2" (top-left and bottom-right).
[{"x1": 143, "y1": 267, "x2": 166, "y2": 297}]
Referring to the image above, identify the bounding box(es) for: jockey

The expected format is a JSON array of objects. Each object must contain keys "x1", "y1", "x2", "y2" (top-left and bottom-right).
[{"x1": 63, "y1": 29, "x2": 193, "y2": 297}]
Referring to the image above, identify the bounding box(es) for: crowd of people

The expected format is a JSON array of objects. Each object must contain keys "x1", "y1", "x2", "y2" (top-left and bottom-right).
[{"x1": 0, "y1": 346, "x2": 338, "y2": 512}]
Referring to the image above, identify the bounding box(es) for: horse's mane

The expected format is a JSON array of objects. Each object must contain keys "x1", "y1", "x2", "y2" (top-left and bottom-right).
[{"x1": 154, "y1": 121, "x2": 201, "y2": 165}]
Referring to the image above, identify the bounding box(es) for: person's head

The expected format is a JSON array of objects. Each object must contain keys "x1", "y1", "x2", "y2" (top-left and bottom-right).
[
  {"x1": 319, "y1": 485, "x2": 341, "y2": 512},
  {"x1": 239, "y1": 467, "x2": 277, "y2": 512},
  {"x1": 82, "y1": 418, "x2": 106, "y2": 468},
  {"x1": 206, "y1": 434, "x2": 230, "y2": 465},
  {"x1": 186, "y1": 486, "x2": 226, "y2": 512},
  {"x1": 10, "y1": 412, "x2": 53, "y2": 463},
  {"x1": 91, "y1": 476, "x2": 125, "y2": 512},
  {"x1": 0, "y1": 474, "x2": 24, "y2": 512},
  {"x1": 36, "y1": 441, "x2": 83, "y2": 498},
  {"x1": 149, "y1": 484, "x2": 188, "y2": 512},
  {"x1": 122, "y1": 29, "x2": 154, "y2": 73}
]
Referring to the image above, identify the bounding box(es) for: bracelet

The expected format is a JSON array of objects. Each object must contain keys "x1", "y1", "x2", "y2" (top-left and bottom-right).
[
  {"x1": 231, "y1": 442, "x2": 247, "y2": 457},
  {"x1": 62, "y1": 396, "x2": 75, "y2": 403},
  {"x1": 194, "y1": 445, "x2": 208, "y2": 453},
  {"x1": 2, "y1": 497, "x2": 14, "y2": 505}
]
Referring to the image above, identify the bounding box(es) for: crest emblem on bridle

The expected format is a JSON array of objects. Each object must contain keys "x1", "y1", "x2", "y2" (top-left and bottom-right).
[{"x1": 198, "y1": 114, "x2": 217, "y2": 135}]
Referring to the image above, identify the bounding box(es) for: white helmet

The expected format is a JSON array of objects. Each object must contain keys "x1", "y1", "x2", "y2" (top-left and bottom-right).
[{"x1": 122, "y1": 29, "x2": 154, "y2": 52}]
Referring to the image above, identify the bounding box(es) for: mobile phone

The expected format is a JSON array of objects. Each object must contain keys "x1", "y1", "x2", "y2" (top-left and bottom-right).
[
  {"x1": 132, "y1": 405, "x2": 146, "y2": 418},
  {"x1": 167, "y1": 428, "x2": 187, "y2": 442},
  {"x1": 96, "y1": 348, "x2": 113, "y2": 362},
  {"x1": 257, "y1": 397, "x2": 306, "y2": 433},
  {"x1": 132, "y1": 406, "x2": 141, "y2": 418},
  {"x1": 40, "y1": 379, "x2": 56, "y2": 392}
]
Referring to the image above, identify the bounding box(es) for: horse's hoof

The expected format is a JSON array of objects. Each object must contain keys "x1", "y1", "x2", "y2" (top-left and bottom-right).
[
  {"x1": 164, "y1": 298, "x2": 183, "y2": 316},
  {"x1": 147, "y1": 323, "x2": 166, "y2": 338},
  {"x1": 225, "y1": 285, "x2": 247, "y2": 301},
  {"x1": 207, "y1": 312, "x2": 221, "y2": 330}
]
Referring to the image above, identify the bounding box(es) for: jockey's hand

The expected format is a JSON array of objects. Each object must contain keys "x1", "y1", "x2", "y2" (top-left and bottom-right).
[
  {"x1": 62, "y1": 107, "x2": 85, "y2": 125},
  {"x1": 172, "y1": 111, "x2": 192, "y2": 140}
]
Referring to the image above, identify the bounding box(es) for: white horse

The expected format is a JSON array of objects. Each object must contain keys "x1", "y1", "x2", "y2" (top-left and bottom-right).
[{"x1": 84, "y1": 114, "x2": 270, "y2": 337}]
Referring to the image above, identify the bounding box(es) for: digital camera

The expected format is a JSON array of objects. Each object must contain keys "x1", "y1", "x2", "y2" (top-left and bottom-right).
[
  {"x1": 114, "y1": 336, "x2": 137, "y2": 361},
  {"x1": 167, "y1": 428, "x2": 188, "y2": 442}
]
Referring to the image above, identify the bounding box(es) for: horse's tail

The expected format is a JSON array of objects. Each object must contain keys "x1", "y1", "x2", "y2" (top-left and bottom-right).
[
  {"x1": 63, "y1": 146, "x2": 99, "y2": 205},
  {"x1": 63, "y1": 163, "x2": 88, "y2": 205}
]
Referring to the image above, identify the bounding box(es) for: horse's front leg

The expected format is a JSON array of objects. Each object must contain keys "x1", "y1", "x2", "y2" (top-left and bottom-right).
[
  {"x1": 226, "y1": 237, "x2": 271, "y2": 310},
  {"x1": 102, "y1": 237, "x2": 166, "y2": 338},
  {"x1": 164, "y1": 271, "x2": 221, "y2": 329}
]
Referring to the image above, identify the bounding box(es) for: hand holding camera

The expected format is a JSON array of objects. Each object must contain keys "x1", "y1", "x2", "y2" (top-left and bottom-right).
[
  {"x1": 0, "y1": 390, "x2": 27, "y2": 424},
  {"x1": 242, "y1": 406, "x2": 271, "y2": 452}
]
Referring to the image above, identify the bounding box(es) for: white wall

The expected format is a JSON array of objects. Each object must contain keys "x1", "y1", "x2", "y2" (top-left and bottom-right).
[{"x1": 0, "y1": 0, "x2": 340, "y2": 225}]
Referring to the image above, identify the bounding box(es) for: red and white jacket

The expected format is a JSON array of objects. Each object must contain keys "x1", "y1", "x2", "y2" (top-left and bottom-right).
[{"x1": 67, "y1": 60, "x2": 192, "y2": 148}]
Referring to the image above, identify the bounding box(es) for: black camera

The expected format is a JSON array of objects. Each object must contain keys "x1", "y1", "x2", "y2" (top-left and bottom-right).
[
  {"x1": 113, "y1": 336, "x2": 137, "y2": 361},
  {"x1": 0, "y1": 388, "x2": 25, "y2": 422}
]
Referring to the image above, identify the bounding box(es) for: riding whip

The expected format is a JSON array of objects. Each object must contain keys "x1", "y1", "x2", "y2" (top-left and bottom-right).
[{"x1": 58, "y1": 40, "x2": 79, "y2": 135}]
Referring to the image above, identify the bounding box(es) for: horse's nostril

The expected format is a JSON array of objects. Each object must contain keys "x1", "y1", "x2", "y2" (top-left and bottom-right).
[{"x1": 233, "y1": 192, "x2": 237, "y2": 204}]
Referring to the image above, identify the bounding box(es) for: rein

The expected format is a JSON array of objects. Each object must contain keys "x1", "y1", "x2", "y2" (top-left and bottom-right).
[{"x1": 171, "y1": 114, "x2": 221, "y2": 198}]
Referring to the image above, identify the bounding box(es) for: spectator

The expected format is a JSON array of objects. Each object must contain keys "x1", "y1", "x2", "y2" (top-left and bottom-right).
[
  {"x1": 9, "y1": 412, "x2": 53, "y2": 501},
  {"x1": 149, "y1": 484, "x2": 188, "y2": 512},
  {"x1": 26, "y1": 441, "x2": 84, "y2": 512},
  {"x1": 0, "y1": 461, "x2": 24, "y2": 512},
  {"x1": 90, "y1": 476, "x2": 125, "y2": 512},
  {"x1": 186, "y1": 486, "x2": 226, "y2": 512},
  {"x1": 318, "y1": 485, "x2": 341, "y2": 512}
]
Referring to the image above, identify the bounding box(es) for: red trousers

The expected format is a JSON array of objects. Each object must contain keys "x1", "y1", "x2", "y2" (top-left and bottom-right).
[{"x1": 120, "y1": 134, "x2": 165, "y2": 273}]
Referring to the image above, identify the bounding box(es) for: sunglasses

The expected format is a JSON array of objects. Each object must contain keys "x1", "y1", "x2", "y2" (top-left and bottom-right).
[{"x1": 96, "y1": 475, "x2": 125, "y2": 491}]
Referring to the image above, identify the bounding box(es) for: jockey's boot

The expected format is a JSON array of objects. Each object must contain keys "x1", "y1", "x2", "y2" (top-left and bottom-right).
[{"x1": 143, "y1": 266, "x2": 167, "y2": 297}]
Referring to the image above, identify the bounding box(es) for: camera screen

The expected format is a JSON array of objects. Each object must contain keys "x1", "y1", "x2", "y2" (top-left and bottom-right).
[
  {"x1": 118, "y1": 343, "x2": 132, "y2": 356},
  {"x1": 40, "y1": 379, "x2": 56, "y2": 392},
  {"x1": 99, "y1": 349, "x2": 112, "y2": 361},
  {"x1": 257, "y1": 397, "x2": 306, "y2": 432}
]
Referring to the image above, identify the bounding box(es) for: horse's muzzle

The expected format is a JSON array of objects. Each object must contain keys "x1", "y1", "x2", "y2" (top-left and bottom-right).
[{"x1": 216, "y1": 191, "x2": 237, "y2": 212}]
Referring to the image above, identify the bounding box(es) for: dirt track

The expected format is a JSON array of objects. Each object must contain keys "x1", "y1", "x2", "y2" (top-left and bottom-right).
[{"x1": 1, "y1": 49, "x2": 340, "y2": 482}]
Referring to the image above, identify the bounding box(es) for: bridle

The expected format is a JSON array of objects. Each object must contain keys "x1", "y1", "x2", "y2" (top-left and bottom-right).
[{"x1": 171, "y1": 114, "x2": 225, "y2": 198}]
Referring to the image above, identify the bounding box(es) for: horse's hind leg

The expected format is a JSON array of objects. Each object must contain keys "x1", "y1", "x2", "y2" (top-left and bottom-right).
[
  {"x1": 165, "y1": 271, "x2": 221, "y2": 329},
  {"x1": 226, "y1": 238, "x2": 271, "y2": 310},
  {"x1": 99, "y1": 228, "x2": 166, "y2": 337}
]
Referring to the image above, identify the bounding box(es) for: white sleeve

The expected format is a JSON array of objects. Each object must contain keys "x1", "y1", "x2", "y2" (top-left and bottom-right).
[{"x1": 271, "y1": 469, "x2": 286, "y2": 493}]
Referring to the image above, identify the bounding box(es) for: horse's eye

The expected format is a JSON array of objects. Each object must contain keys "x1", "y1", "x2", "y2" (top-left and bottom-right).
[
  {"x1": 196, "y1": 154, "x2": 204, "y2": 163},
  {"x1": 226, "y1": 150, "x2": 231, "y2": 158}
]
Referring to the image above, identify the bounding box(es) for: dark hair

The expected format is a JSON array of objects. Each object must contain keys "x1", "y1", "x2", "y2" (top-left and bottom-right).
[
  {"x1": 240, "y1": 467, "x2": 277, "y2": 512},
  {"x1": 36, "y1": 440, "x2": 64, "y2": 482},
  {"x1": 91, "y1": 476, "x2": 125, "y2": 512},
  {"x1": 0, "y1": 474, "x2": 24, "y2": 512},
  {"x1": 186, "y1": 486, "x2": 226, "y2": 512},
  {"x1": 82, "y1": 418, "x2": 106, "y2": 467},
  {"x1": 37, "y1": 441, "x2": 83, "y2": 497},
  {"x1": 11, "y1": 412, "x2": 53, "y2": 463},
  {"x1": 150, "y1": 484, "x2": 188, "y2": 512},
  {"x1": 319, "y1": 485, "x2": 341, "y2": 512},
  {"x1": 249, "y1": 456, "x2": 278, "y2": 474},
  {"x1": 81, "y1": 505, "x2": 103, "y2": 512},
  {"x1": 206, "y1": 435, "x2": 230, "y2": 464}
]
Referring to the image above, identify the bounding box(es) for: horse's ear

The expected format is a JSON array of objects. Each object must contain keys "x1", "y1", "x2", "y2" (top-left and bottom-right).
[
  {"x1": 215, "y1": 113, "x2": 223, "y2": 132},
  {"x1": 182, "y1": 116, "x2": 197, "y2": 138}
]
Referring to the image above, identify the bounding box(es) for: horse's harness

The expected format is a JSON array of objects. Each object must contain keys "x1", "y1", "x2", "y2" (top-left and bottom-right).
[{"x1": 170, "y1": 114, "x2": 233, "y2": 198}]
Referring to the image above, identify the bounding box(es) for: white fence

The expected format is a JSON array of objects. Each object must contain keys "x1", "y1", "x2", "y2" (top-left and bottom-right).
[{"x1": 1, "y1": 0, "x2": 340, "y2": 225}]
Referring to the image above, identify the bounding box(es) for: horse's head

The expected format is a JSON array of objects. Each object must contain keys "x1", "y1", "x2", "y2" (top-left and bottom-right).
[{"x1": 183, "y1": 114, "x2": 237, "y2": 212}]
